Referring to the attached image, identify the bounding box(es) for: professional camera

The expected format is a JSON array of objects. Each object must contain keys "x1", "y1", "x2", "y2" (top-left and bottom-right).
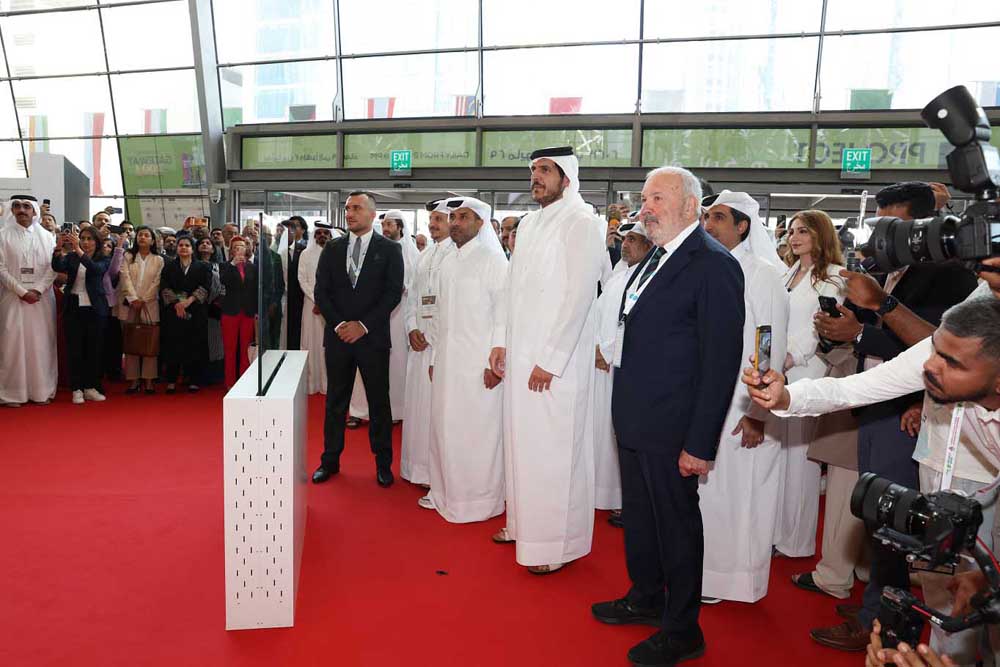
[
  {"x1": 851, "y1": 473, "x2": 1000, "y2": 649},
  {"x1": 863, "y1": 85, "x2": 1000, "y2": 273}
]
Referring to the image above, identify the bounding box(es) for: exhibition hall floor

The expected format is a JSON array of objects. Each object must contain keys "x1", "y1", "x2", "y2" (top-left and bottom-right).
[{"x1": 2, "y1": 387, "x2": 863, "y2": 666}]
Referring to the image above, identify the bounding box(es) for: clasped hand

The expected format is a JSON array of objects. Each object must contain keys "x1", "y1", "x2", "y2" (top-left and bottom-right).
[{"x1": 337, "y1": 321, "x2": 366, "y2": 344}]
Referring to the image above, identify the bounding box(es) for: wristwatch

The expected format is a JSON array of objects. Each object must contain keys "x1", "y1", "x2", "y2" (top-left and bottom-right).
[{"x1": 876, "y1": 294, "x2": 900, "y2": 316}]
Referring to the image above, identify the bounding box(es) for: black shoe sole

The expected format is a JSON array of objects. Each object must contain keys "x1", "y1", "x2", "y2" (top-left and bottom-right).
[
  {"x1": 630, "y1": 645, "x2": 705, "y2": 667},
  {"x1": 592, "y1": 611, "x2": 662, "y2": 628}
]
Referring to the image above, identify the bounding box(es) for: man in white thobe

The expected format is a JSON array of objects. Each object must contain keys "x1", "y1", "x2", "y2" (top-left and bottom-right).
[
  {"x1": 401, "y1": 199, "x2": 455, "y2": 486},
  {"x1": 424, "y1": 197, "x2": 508, "y2": 521},
  {"x1": 489, "y1": 146, "x2": 608, "y2": 573},
  {"x1": 0, "y1": 195, "x2": 57, "y2": 407},
  {"x1": 698, "y1": 190, "x2": 789, "y2": 603},
  {"x1": 594, "y1": 221, "x2": 652, "y2": 516},
  {"x1": 349, "y1": 210, "x2": 419, "y2": 423},
  {"x1": 298, "y1": 223, "x2": 338, "y2": 394}
]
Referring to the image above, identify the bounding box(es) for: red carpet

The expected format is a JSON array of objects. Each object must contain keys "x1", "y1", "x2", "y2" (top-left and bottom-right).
[{"x1": 1, "y1": 386, "x2": 864, "y2": 666}]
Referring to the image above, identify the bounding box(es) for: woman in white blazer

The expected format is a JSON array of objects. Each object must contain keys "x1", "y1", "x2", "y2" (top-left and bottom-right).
[
  {"x1": 775, "y1": 209, "x2": 846, "y2": 558},
  {"x1": 116, "y1": 226, "x2": 165, "y2": 394}
]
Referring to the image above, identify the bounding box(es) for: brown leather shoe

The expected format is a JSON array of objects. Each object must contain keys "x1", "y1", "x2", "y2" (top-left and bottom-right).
[{"x1": 810, "y1": 618, "x2": 869, "y2": 652}]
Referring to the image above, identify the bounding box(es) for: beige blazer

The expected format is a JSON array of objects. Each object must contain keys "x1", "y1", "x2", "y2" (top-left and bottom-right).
[{"x1": 116, "y1": 252, "x2": 164, "y2": 323}]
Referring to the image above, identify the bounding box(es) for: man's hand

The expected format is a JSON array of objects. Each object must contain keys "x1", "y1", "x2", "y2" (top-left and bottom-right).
[
  {"x1": 409, "y1": 329, "x2": 429, "y2": 352},
  {"x1": 69, "y1": 232, "x2": 82, "y2": 254},
  {"x1": 336, "y1": 321, "x2": 366, "y2": 344},
  {"x1": 174, "y1": 302, "x2": 187, "y2": 318},
  {"x1": 742, "y1": 367, "x2": 791, "y2": 411},
  {"x1": 312, "y1": 304, "x2": 320, "y2": 315},
  {"x1": 116, "y1": 233, "x2": 128, "y2": 249},
  {"x1": 20, "y1": 289, "x2": 41, "y2": 304},
  {"x1": 484, "y1": 368, "x2": 502, "y2": 390},
  {"x1": 839, "y1": 269, "x2": 886, "y2": 311},
  {"x1": 947, "y1": 570, "x2": 988, "y2": 617},
  {"x1": 595, "y1": 346, "x2": 610, "y2": 372},
  {"x1": 814, "y1": 304, "x2": 862, "y2": 343},
  {"x1": 900, "y1": 402, "x2": 923, "y2": 438},
  {"x1": 489, "y1": 347, "x2": 506, "y2": 379},
  {"x1": 678, "y1": 450, "x2": 709, "y2": 477},
  {"x1": 732, "y1": 416, "x2": 765, "y2": 448},
  {"x1": 929, "y1": 182, "x2": 951, "y2": 211},
  {"x1": 868, "y1": 620, "x2": 957, "y2": 667},
  {"x1": 606, "y1": 227, "x2": 619, "y2": 249},
  {"x1": 527, "y1": 365, "x2": 554, "y2": 392}
]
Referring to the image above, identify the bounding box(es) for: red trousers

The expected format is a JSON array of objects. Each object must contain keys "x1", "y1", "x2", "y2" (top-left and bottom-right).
[{"x1": 221, "y1": 313, "x2": 255, "y2": 388}]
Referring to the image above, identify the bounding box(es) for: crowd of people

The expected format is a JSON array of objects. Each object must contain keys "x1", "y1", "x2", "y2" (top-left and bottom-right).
[{"x1": 4, "y1": 148, "x2": 999, "y2": 667}]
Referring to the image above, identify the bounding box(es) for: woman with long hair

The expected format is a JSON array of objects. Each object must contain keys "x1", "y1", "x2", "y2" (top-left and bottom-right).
[
  {"x1": 51, "y1": 226, "x2": 110, "y2": 404},
  {"x1": 198, "y1": 236, "x2": 226, "y2": 385},
  {"x1": 159, "y1": 235, "x2": 211, "y2": 393},
  {"x1": 117, "y1": 226, "x2": 164, "y2": 394},
  {"x1": 775, "y1": 209, "x2": 847, "y2": 559},
  {"x1": 218, "y1": 236, "x2": 258, "y2": 388}
]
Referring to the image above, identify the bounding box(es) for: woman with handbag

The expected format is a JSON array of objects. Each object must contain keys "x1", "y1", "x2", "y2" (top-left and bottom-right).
[
  {"x1": 160, "y1": 235, "x2": 212, "y2": 393},
  {"x1": 218, "y1": 236, "x2": 258, "y2": 388},
  {"x1": 117, "y1": 226, "x2": 163, "y2": 394},
  {"x1": 51, "y1": 227, "x2": 110, "y2": 405}
]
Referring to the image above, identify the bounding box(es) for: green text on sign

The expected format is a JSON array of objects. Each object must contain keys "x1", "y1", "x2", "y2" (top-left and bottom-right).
[
  {"x1": 842, "y1": 147, "x2": 872, "y2": 173},
  {"x1": 390, "y1": 149, "x2": 412, "y2": 174}
]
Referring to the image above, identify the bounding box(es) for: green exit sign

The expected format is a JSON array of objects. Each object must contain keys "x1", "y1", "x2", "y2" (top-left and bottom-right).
[
  {"x1": 841, "y1": 147, "x2": 872, "y2": 180},
  {"x1": 390, "y1": 149, "x2": 412, "y2": 176}
]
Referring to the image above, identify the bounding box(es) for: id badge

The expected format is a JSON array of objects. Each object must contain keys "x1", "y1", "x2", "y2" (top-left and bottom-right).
[
  {"x1": 419, "y1": 294, "x2": 438, "y2": 320},
  {"x1": 612, "y1": 321, "x2": 625, "y2": 368},
  {"x1": 20, "y1": 267, "x2": 35, "y2": 285}
]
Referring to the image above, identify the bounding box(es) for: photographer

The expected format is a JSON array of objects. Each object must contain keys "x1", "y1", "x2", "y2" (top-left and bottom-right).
[{"x1": 744, "y1": 283, "x2": 1000, "y2": 665}]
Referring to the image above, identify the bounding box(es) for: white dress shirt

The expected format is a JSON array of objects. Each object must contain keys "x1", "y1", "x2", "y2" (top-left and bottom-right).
[
  {"x1": 71, "y1": 261, "x2": 91, "y2": 307},
  {"x1": 345, "y1": 227, "x2": 374, "y2": 279},
  {"x1": 774, "y1": 282, "x2": 999, "y2": 484},
  {"x1": 624, "y1": 219, "x2": 699, "y2": 315}
]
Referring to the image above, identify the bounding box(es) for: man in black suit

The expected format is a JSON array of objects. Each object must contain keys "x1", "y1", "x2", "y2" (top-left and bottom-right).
[
  {"x1": 592, "y1": 167, "x2": 745, "y2": 667},
  {"x1": 313, "y1": 192, "x2": 404, "y2": 487},
  {"x1": 283, "y1": 216, "x2": 309, "y2": 350},
  {"x1": 806, "y1": 181, "x2": 979, "y2": 651}
]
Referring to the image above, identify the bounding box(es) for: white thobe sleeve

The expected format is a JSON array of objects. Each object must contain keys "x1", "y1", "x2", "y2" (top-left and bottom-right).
[
  {"x1": 536, "y1": 216, "x2": 605, "y2": 377},
  {"x1": 747, "y1": 266, "x2": 790, "y2": 421},
  {"x1": 595, "y1": 287, "x2": 619, "y2": 362},
  {"x1": 774, "y1": 336, "x2": 929, "y2": 418},
  {"x1": 0, "y1": 233, "x2": 27, "y2": 297},
  {"x1": 298, "y1": 253, "x2": 316, "y2": 303},
  {"x1": 404, "y1": 254, "x2": 426, "y2": 334},
  {"x1": 487, "y1": 257, "x2": 508, "y2": 361}
]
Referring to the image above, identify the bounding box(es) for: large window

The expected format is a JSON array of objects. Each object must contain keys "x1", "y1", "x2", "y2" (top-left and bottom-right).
[
  {"x1": 342, "y1": 53, "x2": 479, "y2": 119},
  {"x1": 339, "y1": 0, "x2": 477, "y2": 55},
  {"x1": 482, "y1": 0, "x2": 640, "y2": 45}
]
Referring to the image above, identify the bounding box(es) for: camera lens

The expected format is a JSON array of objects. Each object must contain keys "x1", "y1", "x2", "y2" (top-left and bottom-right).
[
  {"x1": 864, "y1": 215, "x2": 961, "y2": 272},
  {"x1": 851, "y1": 473, "x2": 926, "y2": 536}
]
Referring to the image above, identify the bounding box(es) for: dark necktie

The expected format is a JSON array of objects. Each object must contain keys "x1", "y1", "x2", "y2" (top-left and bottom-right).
[
  {"x1": 349, "y1": 237, "x2": 362, "y2": 288},
  {"x1": 636, "y1": 246, "x2": 666, "y2": 289}
]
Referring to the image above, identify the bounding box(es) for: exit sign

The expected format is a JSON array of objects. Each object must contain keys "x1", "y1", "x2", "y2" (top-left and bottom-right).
[
  {"x1": 841, "y1": 147, "x2": 872, "y2": 180},
  {"x1": 390, "y1": 149, "x2": 412, "y2": 176}
]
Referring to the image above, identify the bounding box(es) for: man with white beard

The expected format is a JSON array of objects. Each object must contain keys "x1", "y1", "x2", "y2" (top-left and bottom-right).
[
  {"x1": 698, "y1": 190, "x2": 789, "y2": 604},
  {"x1": 0, "y1": 195, "x2": 57, "y2": 406},
  {"x1": 488, "y1": 146, "x2": 608, "y2": 574},
  {"x1": 401, "y1": 199, "x2": 455, "y2": 486},
  {"x1": 348, "y1": 210, "x2": 420, "y2": 425},
  {"x1": 298, "y1": 222, "x2": 336, "y2": 394},
  {"x1": 423, "y1": 197, "x2": 508, "y2": 520},
  {"x1": 594, "y1": 221, "x2": 652, "y2": 522}
]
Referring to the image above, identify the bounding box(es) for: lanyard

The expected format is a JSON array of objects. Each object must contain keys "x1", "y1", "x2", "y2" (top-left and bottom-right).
[{"x1": 940, "y1": 402, "x2": 966, "y2": 491}]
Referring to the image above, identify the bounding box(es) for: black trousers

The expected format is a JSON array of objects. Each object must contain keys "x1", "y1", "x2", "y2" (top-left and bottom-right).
[
  {"x1": 65, "y1": 302, "x2": 105, "y2": 392},
  {"x1": 102, "y1": 315, "x2": 123, "y2": 379},
  {"x1": 857, "y1": 413, "x2": 919, "y2": 628},
  {"x1": 286, "y1": 290, "x2": 303, "y2": 350},
  {"x1": 322, "y1": 339, "x2": 393, "y2": 470},
  {"x1": 619, "y1": 444, "x2": 703, "y2": 639}
]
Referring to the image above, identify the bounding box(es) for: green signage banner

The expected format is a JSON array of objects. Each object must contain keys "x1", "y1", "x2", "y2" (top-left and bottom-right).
[
  {"x1": 390, "y1": 149, "x2": 412, "y2": 175},
  {"x1": 815, "y1": 127, "x2": 1000, "y2": 170},
  {"x1": 345, "y1": 132, "x2": 475, "y2": 168},
  {"x1": 482, "y1": 129, "x2": 632, "y2": 167},
  {"x1": 242, "y1": 135, "x2": 338, "y2": 170},
  {"x1": 841, "y1": 147, "x2": 872, "y2": 179},
  {"x1": 641, "y1": 128, "x2": 810, "y2": 169},
  {"x1": 119, "y1": 134, "x2": 207, "y2": 193}
]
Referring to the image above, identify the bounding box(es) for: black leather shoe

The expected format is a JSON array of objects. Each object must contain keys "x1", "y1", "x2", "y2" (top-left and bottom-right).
[
  {"x1": 312, "y1": 466, "x2": 338, "y2": 484},
  {"x1": 346, "y1": 417, "x2": 362, "y2": 429},
  {"x1": 608, "y1": 510, "x2": 624, "y2": 528},
  {"x1": 628, "y1": 630, "x2": 705, "y2": 667},
  {"x1": 592, "y1": 598, "x2": 663, "y2": 627},
  {"x1": 376, "y1": 467, "x2": 394, "y2": 487}
]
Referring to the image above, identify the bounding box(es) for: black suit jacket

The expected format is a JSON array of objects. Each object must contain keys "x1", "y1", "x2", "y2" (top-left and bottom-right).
[
  {"x1": 218, "y1": 262, "x2": 259, "y2": 317},
  {"x1": 315, "y1": 231, "x2": 404, "y2": 350},
  {"x1": 52, "y1": 252, "x2": 110, "y2": 317},
  {"x1": 852, "y1": 261, "x2": 979, "y2": 422},
  {"x1": 611, "y1": 226, "x2": 745, "y2": 461}
]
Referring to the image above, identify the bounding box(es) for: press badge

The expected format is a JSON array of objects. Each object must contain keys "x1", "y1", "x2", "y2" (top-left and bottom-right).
[
  {"x1": 419, "y1": 295, "x2": 438, "y2": 319},
  {"x1": 613, "y1": 321, "x2": 625, "y2": 368},
  {"x1": 20, "y1": 267, "x2": 35, "y2": 285}
]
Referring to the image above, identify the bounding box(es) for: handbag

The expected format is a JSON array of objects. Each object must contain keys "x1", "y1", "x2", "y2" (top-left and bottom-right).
[{"x1": 122, "y1": 304, "x2": 160, "y2": 357}]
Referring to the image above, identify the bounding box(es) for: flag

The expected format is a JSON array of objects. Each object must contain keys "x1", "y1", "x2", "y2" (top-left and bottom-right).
[
  {"x1": 366, "y1": 97, "x2": 395, "y2": 119},
  {"x1": 143, "y1": 108, "x2": 167, "y2": 134},
  {"x1": 454, "y1": 94, "x2": 476, "y2": 117},
  {"x1": 83, "y1": 112, "x2": 105, "y2": 196},
  {"x1": 27, "y1": 114, "x2": 48, "y2": 154},
  {"x1": 549, "y1": 97, "x2": 582, "y2": 114}
]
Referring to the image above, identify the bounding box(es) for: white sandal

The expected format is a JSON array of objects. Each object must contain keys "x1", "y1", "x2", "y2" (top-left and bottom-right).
[{"x1": 491, "y1": 527, "x2": 514, "y2": 544}]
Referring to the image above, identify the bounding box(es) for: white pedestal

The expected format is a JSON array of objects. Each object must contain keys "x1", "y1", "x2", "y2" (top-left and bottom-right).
[{"x1": 223, "y1": 351, "x2": 309, "y2": 630}]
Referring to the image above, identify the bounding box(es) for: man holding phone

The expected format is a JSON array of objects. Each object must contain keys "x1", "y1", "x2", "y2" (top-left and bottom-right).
[{"x1": 698, "y1": 190, "x2": 789, "y2": 604}]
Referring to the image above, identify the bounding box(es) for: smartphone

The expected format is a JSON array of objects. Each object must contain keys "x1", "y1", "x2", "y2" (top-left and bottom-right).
[
  {"x1": 60, "y1": 222, "x2": 74, "y2": 233},
  {"x1": 108, "y1": 224, "x2": 125, "y2": 234},
  {"x1": 42, "y1": 198, "x2": 51, "y2": 206},
  {"x1": 818, "y1": 296, "x2": 842, "y2": 319},
  {"x1": 754, "y1": 325, "x2": 772, "y2": 376}
]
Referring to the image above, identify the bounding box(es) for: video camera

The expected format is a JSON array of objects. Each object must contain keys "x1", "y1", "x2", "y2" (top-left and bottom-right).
[
  {"x1": 863, "y1": 85, "x2": 1000, "y2": 273},
  {"x1": 851, "y1": 473, "x2": 1000, "y2": 649}
]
